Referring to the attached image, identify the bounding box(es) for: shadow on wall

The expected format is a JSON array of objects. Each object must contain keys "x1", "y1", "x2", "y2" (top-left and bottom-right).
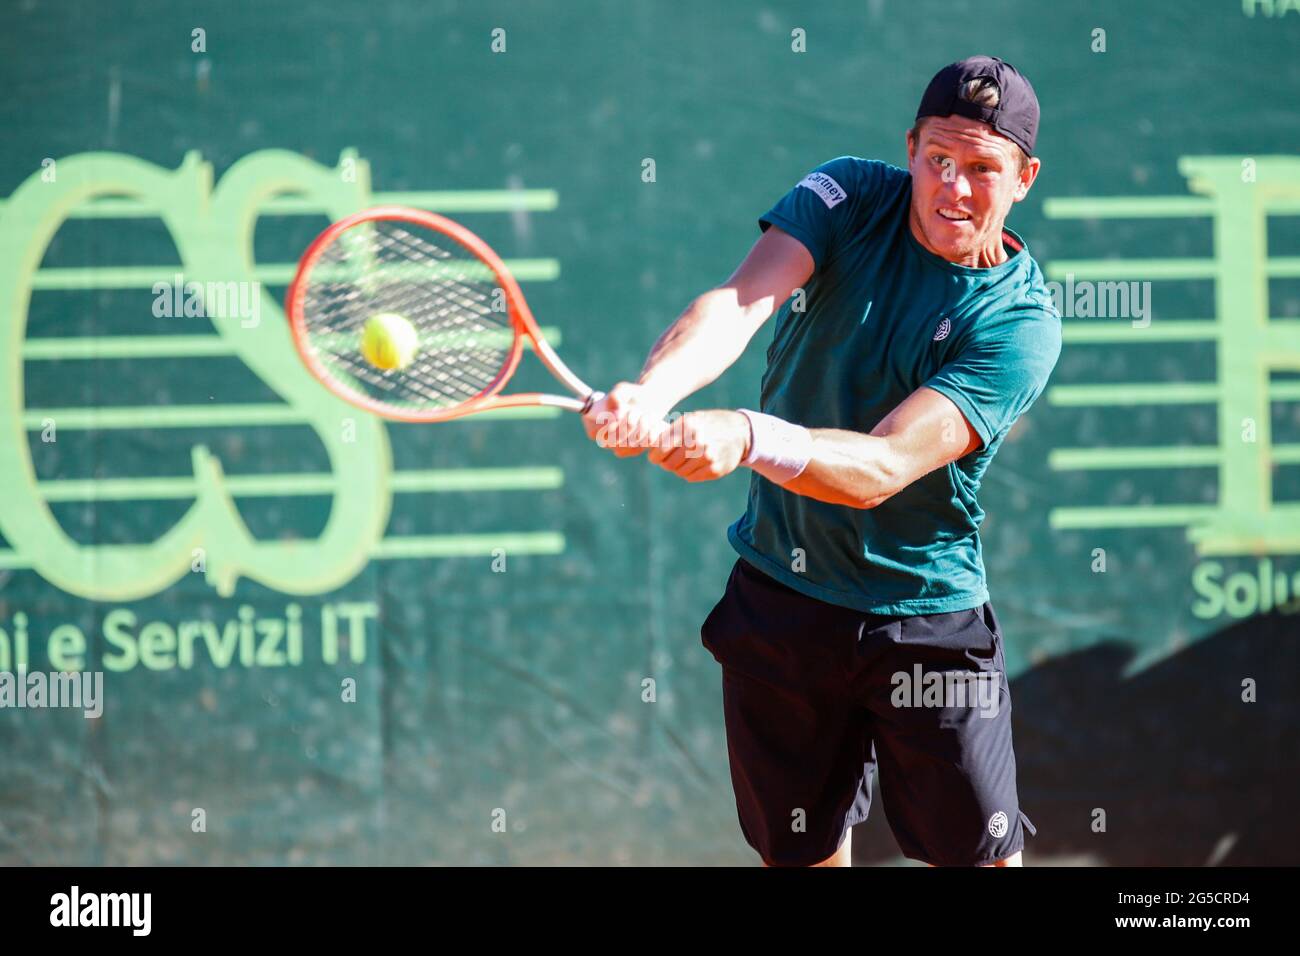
[{"x1": 853, "y1": 611, "x2": 1300, "y2": 866}]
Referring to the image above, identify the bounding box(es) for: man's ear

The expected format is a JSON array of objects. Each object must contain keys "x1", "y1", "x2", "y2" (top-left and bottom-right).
[
  {"x1": 1013, "y1": 156, "x2": 1042, "y2": 202},
  {"x1": 905, "y1": 128, "x2": 916, "y2": 166}
]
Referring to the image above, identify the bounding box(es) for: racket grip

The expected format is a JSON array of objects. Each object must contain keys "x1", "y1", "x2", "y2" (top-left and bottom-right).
[{"x1": 580, "y1": 390, "x2": 605, "y2": 414}]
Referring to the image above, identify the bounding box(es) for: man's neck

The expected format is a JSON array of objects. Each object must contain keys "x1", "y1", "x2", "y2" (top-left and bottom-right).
[
  {"x1": 908, "y1": 210, "x2": 1014, "y2": 269},
  {"x1": 974, "y1": 240, "x2": 1009, "y2": 269}
]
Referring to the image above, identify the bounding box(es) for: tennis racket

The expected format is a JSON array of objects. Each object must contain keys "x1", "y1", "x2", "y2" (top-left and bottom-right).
[{"x1": 286, "y1": 206, "x2": 604, "y2": 422}]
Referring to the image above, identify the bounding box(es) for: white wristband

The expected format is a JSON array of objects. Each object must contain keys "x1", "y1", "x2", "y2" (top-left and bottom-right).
[{"x1": 738, "y1": 409, "x2": 813, "y2": 485}]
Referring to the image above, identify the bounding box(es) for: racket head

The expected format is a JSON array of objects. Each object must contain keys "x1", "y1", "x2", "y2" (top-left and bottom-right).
[{"x1": 286, "y1": 206, "x2": 544, "y2": 423}]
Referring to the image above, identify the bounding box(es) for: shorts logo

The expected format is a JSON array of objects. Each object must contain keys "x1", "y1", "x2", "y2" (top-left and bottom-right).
[
  {"x1": 988, "y1": 811, "x2": 1009, "y2": 839},
  {"x1": 933, "y1": 317, "x2": 952, "y2": 341},
  {"x1": 797, "y1": 172, "x2": 848, "y2": 210}
]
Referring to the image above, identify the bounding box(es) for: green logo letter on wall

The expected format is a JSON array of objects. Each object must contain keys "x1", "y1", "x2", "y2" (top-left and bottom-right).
[{"x1": 0, "y1": 150, "x2": 392, "y2": 599}]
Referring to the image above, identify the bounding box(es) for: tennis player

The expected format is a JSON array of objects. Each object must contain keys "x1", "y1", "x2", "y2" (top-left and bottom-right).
[{"x1": 583, "y1": 56, "x2": 1061, "y2": 867}]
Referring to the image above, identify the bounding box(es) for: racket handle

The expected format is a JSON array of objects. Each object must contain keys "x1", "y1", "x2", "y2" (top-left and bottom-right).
[{"x1": 579, "y1": 390, "x2": 605, "y2": 414}]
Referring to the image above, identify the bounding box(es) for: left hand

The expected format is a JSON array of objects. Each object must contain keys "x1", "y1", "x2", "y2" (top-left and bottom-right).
[{"x1": 647, "y1": 410, "x2": 751, "y2": 482}]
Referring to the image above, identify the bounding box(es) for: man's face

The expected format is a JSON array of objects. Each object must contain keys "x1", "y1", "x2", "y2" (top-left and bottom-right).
[{"x1": 906, "y1": 115, "x2": 1040, "y2": 267}]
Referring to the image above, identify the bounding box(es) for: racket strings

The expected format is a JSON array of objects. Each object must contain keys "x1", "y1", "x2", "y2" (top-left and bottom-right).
[
  {"x1": 312, "y1": 228, "x2": 509, "y2": 393},
  {"x1": 301, "y1": 219, "x2": 517, "y2": 410}
]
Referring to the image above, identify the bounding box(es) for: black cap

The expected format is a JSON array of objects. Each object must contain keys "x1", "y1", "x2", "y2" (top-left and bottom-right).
[{"x1": 915, "y1": 56, "x2": 1039, "y2": 156}]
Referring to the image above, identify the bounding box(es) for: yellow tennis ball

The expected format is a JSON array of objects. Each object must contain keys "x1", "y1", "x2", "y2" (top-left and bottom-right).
[{"x1": 360, "y1": 312, "x2": 419, "y2": 371}]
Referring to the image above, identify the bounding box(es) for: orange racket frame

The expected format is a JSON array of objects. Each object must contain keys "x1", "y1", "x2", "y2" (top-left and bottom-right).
[{"x1": 286, "y1": 206, "x2": 601, "y2": 423}]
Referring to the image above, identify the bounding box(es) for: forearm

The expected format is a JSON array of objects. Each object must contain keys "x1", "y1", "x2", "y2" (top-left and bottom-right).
[
  {"x1": 740, "y1": 388, "x2": 979, "y2": 507},
  {"x1": 650, "y1": 389, "x2": 976, "y2": 496},
  {"x1": 781, "y1": 430, "x2": 905, "y2": 509},
  {"x1": 635, "y1": 287, "x2": 771, "y2": 409}
]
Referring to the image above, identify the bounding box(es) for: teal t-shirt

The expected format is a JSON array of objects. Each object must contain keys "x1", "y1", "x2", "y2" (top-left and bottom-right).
[{"x1": 727, "y1": 156, "x2": 1062, "y2": 615}]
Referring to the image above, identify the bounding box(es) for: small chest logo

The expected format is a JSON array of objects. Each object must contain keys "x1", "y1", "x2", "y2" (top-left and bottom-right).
[{"x1": 933, "y1": 317, "x2": 952, "y2": 341}]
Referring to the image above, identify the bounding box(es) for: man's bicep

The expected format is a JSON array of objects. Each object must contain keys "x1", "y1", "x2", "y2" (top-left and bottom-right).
[
  {"x1": 870, "y1": 386, "x2": 983, "y2": 484},
  {"x1": 720, "y1": 226, "x2": 814, "y2": 323}
]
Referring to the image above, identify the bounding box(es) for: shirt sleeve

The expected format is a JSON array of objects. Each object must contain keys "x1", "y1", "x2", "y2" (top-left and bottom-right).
[
  {"x1": 758, "y1": 156, "x2": 886, "y2": 272},
  {"x1": 924, "y1": 308, "x2": 1063, "y2": 448}
]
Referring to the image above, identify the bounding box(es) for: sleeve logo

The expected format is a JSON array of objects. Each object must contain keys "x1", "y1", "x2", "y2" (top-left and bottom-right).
[{"x1": 797, "y1": 171, "x2": 848, "y2": 209}]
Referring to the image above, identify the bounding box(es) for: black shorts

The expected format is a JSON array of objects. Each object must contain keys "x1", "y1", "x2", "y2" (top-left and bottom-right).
[{"x1": 701, "y1": 557, "x2": 1036, "y2": 867}]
